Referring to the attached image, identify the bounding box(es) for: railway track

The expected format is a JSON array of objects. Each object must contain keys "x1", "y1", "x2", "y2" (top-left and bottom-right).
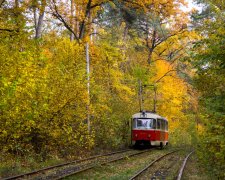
[
  {"x1": 3, "y1": 149, "x2": 132, "y2": 180},
  {"x1": 54, "y1": 148, "x2": 155, "y2": 180},
  {"x1": 177, "y1": 151, "x2": 194, "y2": 180},
  {"x1": 4, "y1": 148, "x2": 193, "y2": 180},
  {"x1": 3, "y1": 148, "x2": 153, "y2": 180},
  {"x1": 129, "y1": 149, "x2": 194, "y2": 180}
]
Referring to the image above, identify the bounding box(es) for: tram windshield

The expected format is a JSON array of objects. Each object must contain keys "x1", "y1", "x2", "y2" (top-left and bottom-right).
[{"x1": 134, "y1": 118, "x2": 156, "y2": 129}]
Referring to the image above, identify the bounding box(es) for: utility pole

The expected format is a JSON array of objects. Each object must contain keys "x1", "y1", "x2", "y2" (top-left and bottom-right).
[
  {"x1": 138, "y1": 83, "x2": 157, "y2": 113},
  {"x1": 138, "y1": 80, "x2": 143, "y2": 112},
  {"x1": 86, "y1": 42, "x2": 90, "y2": 133},
  {"x1": 153, "y1": 85, "x2": 157, "y2": 113},
  {"x1": 86, "y1": 5, "x2": 92, "y2": 134}
]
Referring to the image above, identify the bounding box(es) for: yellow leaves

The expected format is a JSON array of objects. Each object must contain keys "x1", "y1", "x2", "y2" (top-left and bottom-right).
[
  {"x1": 197, "y1": 124, "x2": 204, "y2": 135},
  {"x1": 51, "y1": 129, "x2": 61, "y2": 139},
  {"x1": 0, "y1": 0, "x2": 203, "y2": 155},
  {"x1": 24, "y1": 120, "x2": 36, "y2": 130},
  {"x1": 42, "y1": 49, "x2": 52, "y2": 59},
  {"x1": 153, "y1": 59, "x2": 189, "y2": 127},
  {"x1": 0, "y1": 35, "x2": 95, "y2": 153},
  {"x1": 1, "y1": 130, "x2": 7, "y2": 136}
]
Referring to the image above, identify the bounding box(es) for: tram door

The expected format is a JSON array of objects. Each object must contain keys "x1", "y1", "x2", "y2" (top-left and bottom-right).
[
  {"x1": 161, "y1": 119, "x2": 165, "y2": 141},
  {"x1": 158, "y1": 119, "x2": 165, "y2": 142},
  {"x1": 156, "y1": 119, "x2": 161, "y2": 144}
]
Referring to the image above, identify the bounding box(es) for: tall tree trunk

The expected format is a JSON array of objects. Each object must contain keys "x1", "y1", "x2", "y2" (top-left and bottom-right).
[
  {"x1": 70, "y1": 0, "x2": 75, "y2": 41},
  {"x1": 147, "y1": 29, "x2": 156, "y2": 64},
  {"x1": 15, "y1": 0, "x2": 19, "y2": 7},
  {"x1": 35, "y1": 11, "x2": 45, "y2": 39},
  {"x1": 35, "y1": 0, "x2": 46, "y2": 39},
  {"x1": 79, "y1": 0, "x2": 92, "y2": 39}
]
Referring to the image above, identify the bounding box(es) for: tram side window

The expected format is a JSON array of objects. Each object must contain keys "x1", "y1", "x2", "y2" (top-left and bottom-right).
[
  {"x1": 151, "y1": 119, "x2": 156, "y2": 129},
  {"x1": 133, "y1": 118, "x2": 136, "y2": 128},
  {"x1": 157, "y1": 119, "x2": 161, "y2": 129},
  {"x1": 161, "y1": 120, "x2": 165, "y2": 130},
  {"x1": 149, "y1": 119, "x2": 156, "y2": 129},
  {"x1": 165, "y1": 121, "x2": 168, "y2": 131}
]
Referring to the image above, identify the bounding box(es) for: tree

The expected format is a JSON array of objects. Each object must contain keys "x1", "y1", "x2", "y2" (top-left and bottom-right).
[
  {"x1": 190, "y1": 0, "x2": 225, "y2": 178},
  {"x1": 30, "y1": 0, "x2": 47, "y2": 39},
  {"x1": 0, "y1": 0, "x2": 205, "y2": 166}
]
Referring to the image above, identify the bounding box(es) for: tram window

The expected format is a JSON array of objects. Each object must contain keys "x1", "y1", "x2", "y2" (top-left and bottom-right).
[
  {"x1": 136, "y1": 118, "x2": 155, "y2": 129},
  {"x1": 152, "y1": 119, "x2": 156, "y2": 129},
  {"x1": 165, "y1": 121, "x2": 168, "y2": 131},
  {"x1": 157, "y1": 119, "x2": 161, "y2": 129},
  {"x1": 149, "y1": 119, "x2": 156, "y2": 129},
  {"x1": 161, "y1": 120, "x2": 165, "y2": 130},
  {"x1": 132, "y1": 119, "x2": 135, "y2": 128},
  {"x1": 137, "y1": 119, "x2": 143, "y2": 127}
]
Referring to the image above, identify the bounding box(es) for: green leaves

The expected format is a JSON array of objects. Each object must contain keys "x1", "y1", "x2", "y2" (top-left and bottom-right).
[{"x1": 190, "y1": 0, "x2": 225, "y2": 178}]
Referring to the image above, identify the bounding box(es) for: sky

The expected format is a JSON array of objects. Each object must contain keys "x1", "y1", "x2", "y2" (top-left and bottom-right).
[{"x1": 181, "y1": 0, "x2": 202, "y2": 12}]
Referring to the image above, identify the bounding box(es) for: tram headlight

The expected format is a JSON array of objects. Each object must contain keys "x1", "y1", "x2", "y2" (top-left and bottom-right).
[
  {"x1": 135, "y1": 134, "x2": 138, "y2": 137},
  {"x1": 148, "y1": 134, "x2": 151, "y2": 138}
]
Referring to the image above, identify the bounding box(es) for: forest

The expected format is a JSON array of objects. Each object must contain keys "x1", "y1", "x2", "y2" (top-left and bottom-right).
[{"x1": 0, "y1": 0, "x2": 224, "y2": 178}]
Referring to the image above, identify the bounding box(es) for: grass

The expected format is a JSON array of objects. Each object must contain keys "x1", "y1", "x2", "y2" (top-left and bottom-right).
[
  {"x1": 65, "y1": 148, "x2": 172, "y2": 180},
  {"x1": 0, "y1": 153, "x2": 64, "y2": 178},
  {"x1": 65, "y1": 147, "x2": 210, "y2": 180},
  {"x1": 0, "y1": 146, "x2": 210, "y2": 180},
  {"x1": 182, "y1": 152, "x2": 210, "y2": 180}
]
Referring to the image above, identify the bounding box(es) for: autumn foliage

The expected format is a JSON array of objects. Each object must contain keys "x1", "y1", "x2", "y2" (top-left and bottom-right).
[{"x1": 0, "y1": 0, "x2": 224, "y2": 178}]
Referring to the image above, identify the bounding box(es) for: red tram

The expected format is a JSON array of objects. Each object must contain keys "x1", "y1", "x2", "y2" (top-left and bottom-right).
[{"x1": 131, "y1": 111, "x2": 168, "y2": 148}]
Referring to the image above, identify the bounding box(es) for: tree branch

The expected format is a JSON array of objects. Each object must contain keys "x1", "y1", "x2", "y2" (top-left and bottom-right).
[
  {"x1": 79, "y1": 0, "x2": 92, "y2": 39},
  {"x1": 0, "y1": 28, "x2": 19, "y2": 32},
  {"x1": 155, "y1": 69, "x2": 176, "y2": 83},
  {"x1": 51, "y1": 0, "x2": 80, "y2": 42}
]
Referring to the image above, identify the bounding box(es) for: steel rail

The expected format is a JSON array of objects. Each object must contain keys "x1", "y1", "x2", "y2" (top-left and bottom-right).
[
  {"x1": 55, "y1": 149, "x2": 154, "y2": 179},
  {"x1": 3, "y1": 149, "x2": 132, "y2": 180},
  {"x1": 177, "y1": 150, "x2": 194, "y2": 180},
  {"x1": 129, "y1": 150, "x2": 180, "y2": 180}
]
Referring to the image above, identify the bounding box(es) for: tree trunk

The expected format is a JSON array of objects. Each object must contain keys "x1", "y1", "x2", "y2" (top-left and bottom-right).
[
  {"x1": 70, "y1": 0, "x2": 75, "y2": 41},
  {"x1": 35, "y1": 0, "x2": 46, "y2": 39},
  {"x1": 35, "y1": 11, "x2": 45, "y2": 39},
  {"x1": 15, "y1": 0, "x2": 19, "y2": 7}
]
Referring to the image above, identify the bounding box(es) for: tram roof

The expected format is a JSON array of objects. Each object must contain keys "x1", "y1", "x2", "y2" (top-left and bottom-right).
[{"x1": 132, "y1": 111, "x2": 167, "y2": 121}]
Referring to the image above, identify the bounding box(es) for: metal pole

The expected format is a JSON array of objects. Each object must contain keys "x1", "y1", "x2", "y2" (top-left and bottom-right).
[
  {"x1": 86, "y1": 42, "x2": 90, "y2": 133},
  {"x1": 138, "y1": 80, "x2": 143, "y2": 112},
  {"x1": 153, "y1": 85, "x2": 157, "y2": 113}
]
